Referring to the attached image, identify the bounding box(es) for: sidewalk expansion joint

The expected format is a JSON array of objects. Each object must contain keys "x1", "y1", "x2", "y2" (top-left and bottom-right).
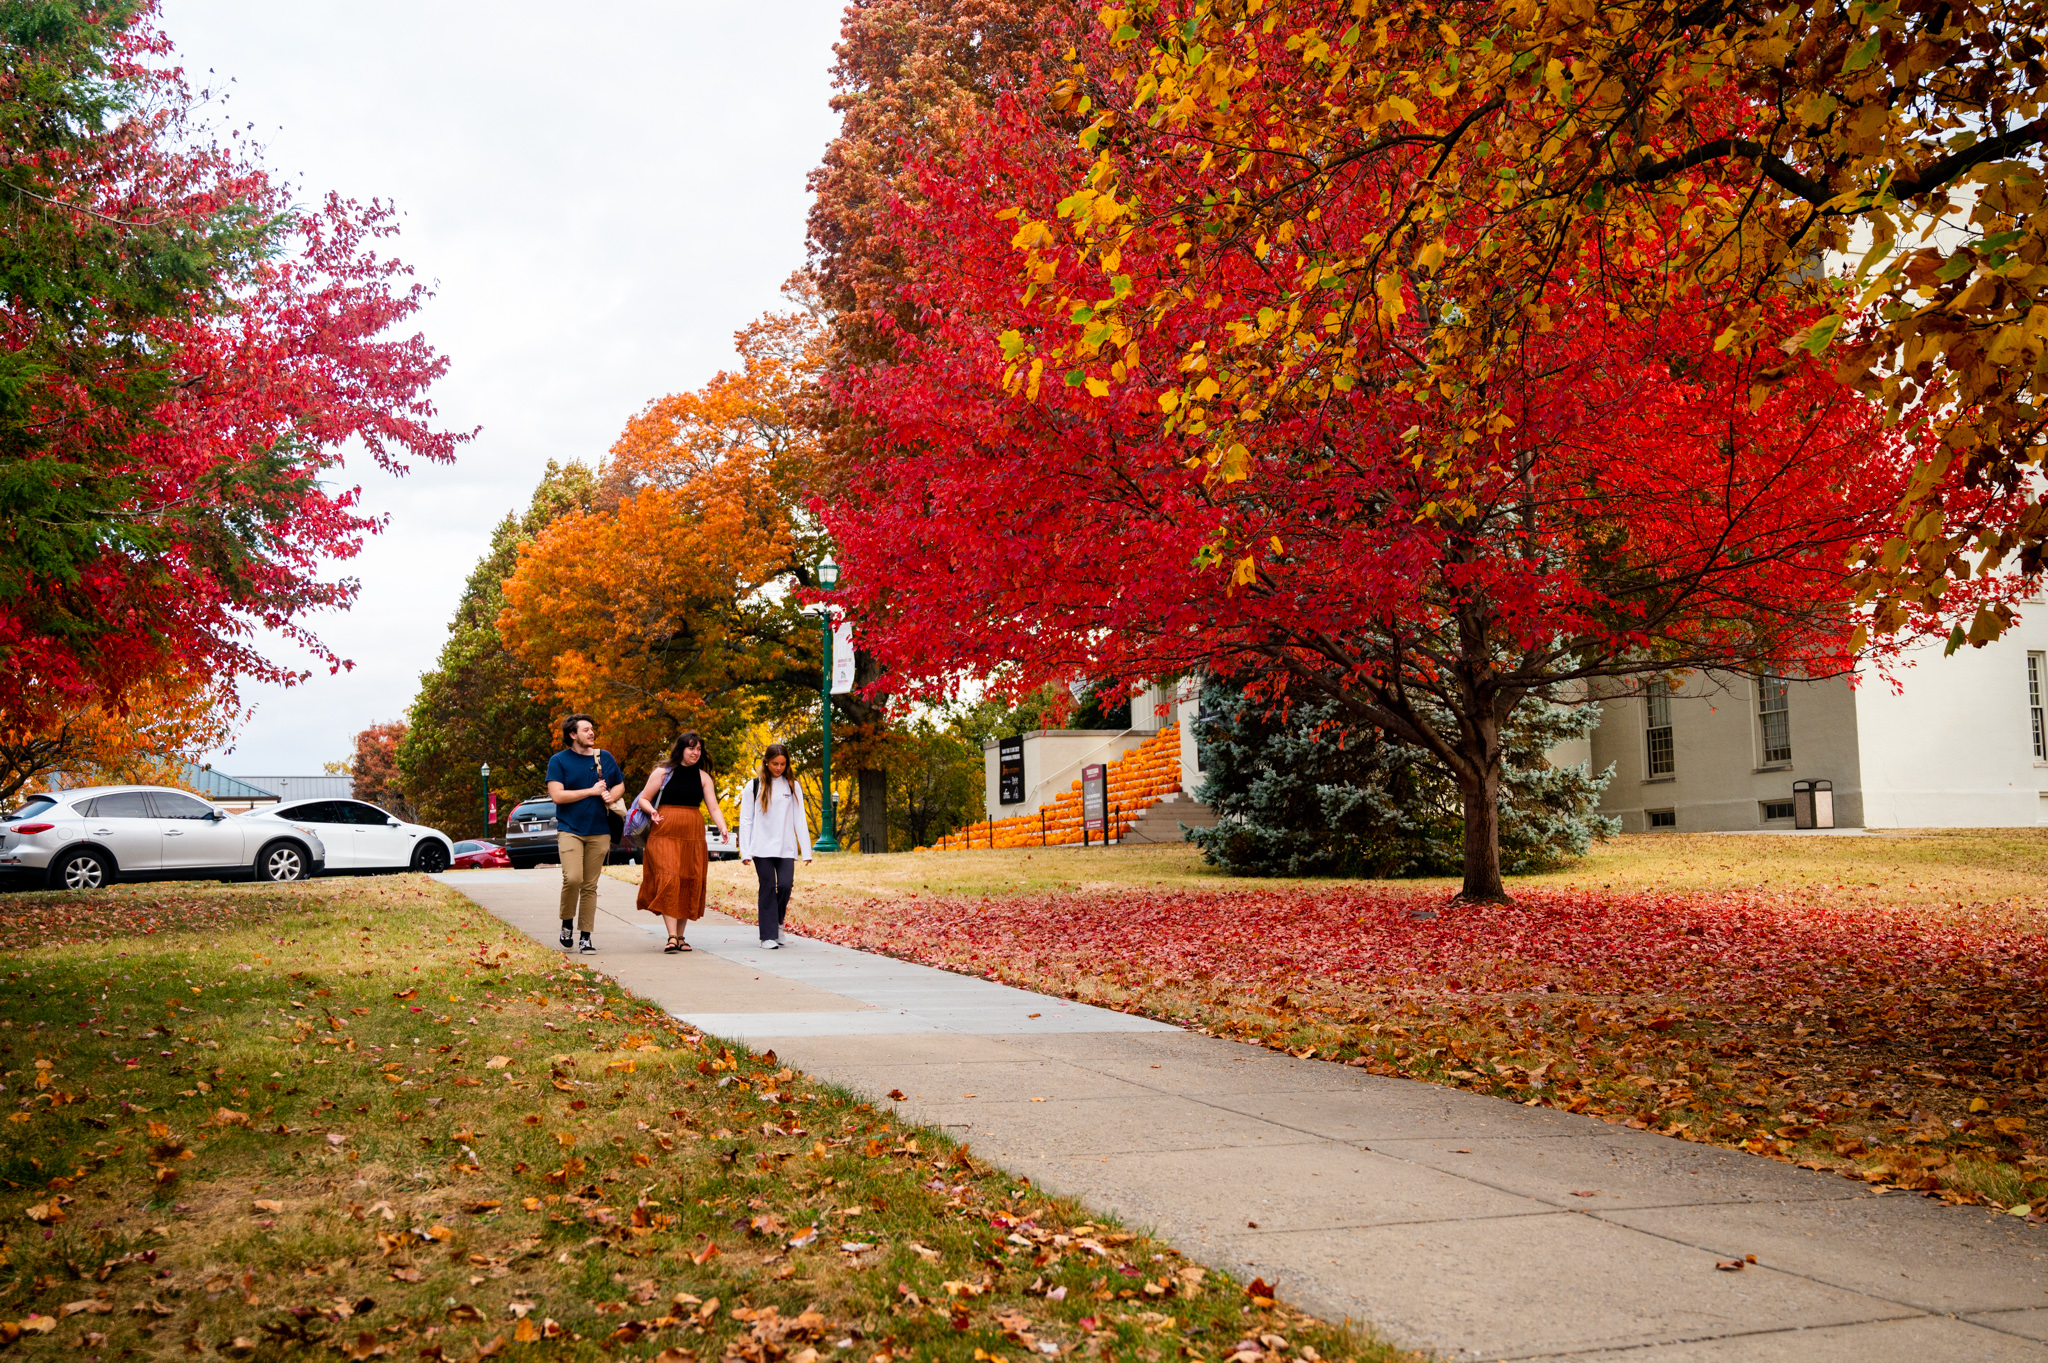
[{"x1": 1493, "y1": 1309, "x2": 1936, "y2": 1361}]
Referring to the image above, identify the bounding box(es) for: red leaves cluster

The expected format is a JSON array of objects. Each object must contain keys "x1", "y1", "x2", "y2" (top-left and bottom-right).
[
  {"x1": 807, "y1": 885, "x2": 2048, "y2": 1205},
  {"x1": 817, "y1": 885, "x2": 2045, "y2": 1011},
  {"x1": 0, "y1": 8, "x2": 465, "y2": 728}
]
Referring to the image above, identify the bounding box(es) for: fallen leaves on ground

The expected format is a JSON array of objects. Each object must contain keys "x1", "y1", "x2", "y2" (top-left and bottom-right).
[
  {"x1": 0, "y1": 877, "x2": 1410, "y2": 1363},
  {"x1": 798, "y1": 885, "x2": 2048, "y2": 1209}
]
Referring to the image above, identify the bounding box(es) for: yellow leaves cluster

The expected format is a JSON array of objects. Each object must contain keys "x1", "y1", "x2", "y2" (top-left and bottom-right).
[{"x1": 1005, "y1": 0, "x2": 2048, "y2": 623}]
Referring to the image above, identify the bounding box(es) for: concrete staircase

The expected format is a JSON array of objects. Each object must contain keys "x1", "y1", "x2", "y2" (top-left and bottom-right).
[{"x1": 1116, "y1": 792, "x2": 1218, "y2": 845}]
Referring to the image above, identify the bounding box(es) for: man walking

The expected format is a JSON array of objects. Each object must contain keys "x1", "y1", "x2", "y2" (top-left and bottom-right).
[{"x1": 547, "y1": 713, "x2": 623, "y2": 953}]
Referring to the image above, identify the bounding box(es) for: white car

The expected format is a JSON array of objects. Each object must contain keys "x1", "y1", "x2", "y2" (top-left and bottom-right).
[
  {"x1": 242, "y1": 798, "x2": 454, "y2": 874},
  {"x1": 0, "y1": 785, "x2": 330, "y2": 889}
]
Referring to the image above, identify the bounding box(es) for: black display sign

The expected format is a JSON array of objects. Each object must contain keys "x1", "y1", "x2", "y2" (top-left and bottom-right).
[
  {"x1": 998, "y1": 735, "x2": 1025, "y2": 805},
  {"x1": 1081, "y1": 763, "x2": 1107, "y2": 832}
]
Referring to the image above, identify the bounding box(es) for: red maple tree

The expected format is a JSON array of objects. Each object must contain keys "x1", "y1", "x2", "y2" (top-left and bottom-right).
[
  {"x1": 0, "y1": 4, "x2": 465, "y2": 732},
  {"x1": 819, "y1": 32, "x2": 2026, "y2": 899}
]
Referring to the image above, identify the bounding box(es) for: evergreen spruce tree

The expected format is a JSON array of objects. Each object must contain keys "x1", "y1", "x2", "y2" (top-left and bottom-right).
[{"x1": 1188, "y1": 675, "x2": 1616, "y2": 878}]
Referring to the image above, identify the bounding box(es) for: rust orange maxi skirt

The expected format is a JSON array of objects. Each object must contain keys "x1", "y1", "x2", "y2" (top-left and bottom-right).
[{"x1": 635, "y1": 806, "x2": 707, "y2": 923}]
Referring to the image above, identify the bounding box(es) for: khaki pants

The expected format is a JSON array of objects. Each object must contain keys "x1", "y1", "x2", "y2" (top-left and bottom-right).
[{"x1": 558, "y1": 831, "x2": 610, "y2": 931}]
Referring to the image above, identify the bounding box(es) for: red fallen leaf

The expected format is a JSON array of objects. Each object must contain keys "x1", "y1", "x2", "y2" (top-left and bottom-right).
[
  {"x1": 1714, "y1": 1260, "x2": 1744, "y2": 1271},
  {"x1": 1245, "y1": 1277, "x2": 1278, "y2": 1303},
  {"x1": 691, "y1": 1242, "x2": 720, "y2": 1266},
  {"x1": 888, "y1": 1089, "x2": 906, "y2": 1101}
]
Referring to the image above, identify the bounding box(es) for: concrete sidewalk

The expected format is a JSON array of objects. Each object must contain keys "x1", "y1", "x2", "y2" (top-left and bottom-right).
[{"x1": 438, "y1": 868, "x2": 2048, "y2": 1361}]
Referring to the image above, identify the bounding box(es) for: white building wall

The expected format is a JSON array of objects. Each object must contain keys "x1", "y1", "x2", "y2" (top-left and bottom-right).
[
  {"x1": 1587, "y1": 616, "x2": 2048, "y2": 831},
  {"x1": 1590, "y1": 671, "x2": 1864, "y2": 832},
  {"x1": 982, "y1": 729, "x2": 1152, "y2": 817},
  {"x1": 1854, "y1": 618, "x2": 2048, "y2": 828}
]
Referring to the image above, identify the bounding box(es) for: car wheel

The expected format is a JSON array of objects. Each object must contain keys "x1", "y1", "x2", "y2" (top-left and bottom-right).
[
  {"x1": 50, "y1": 848, "x2": 111, "y2": 891},
  {"x1": 257, "y1": 841, "x2": 309, "y2": 883},
  {"x1": 413, "y1": 841, "x2": 450, "y2": 874}
]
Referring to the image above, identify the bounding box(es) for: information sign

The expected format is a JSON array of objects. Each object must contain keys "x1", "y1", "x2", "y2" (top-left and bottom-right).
[
  {"x1": 998, "y1": 735, "x2": 1025, "y2": 805},
  {"x1": 1081, "y1": 763, "x2": 1107, "y2": 833}
]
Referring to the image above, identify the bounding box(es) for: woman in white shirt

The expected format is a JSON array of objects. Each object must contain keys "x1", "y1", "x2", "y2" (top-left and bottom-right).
[{"x1": 737, "y1": 743, "x2": 814, "y2": 949}]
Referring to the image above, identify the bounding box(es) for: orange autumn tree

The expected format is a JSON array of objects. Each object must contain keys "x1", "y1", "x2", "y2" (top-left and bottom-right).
[
  {"x1": 500, "y1": 302, "x2": 831, "y2": 781},
  {"x1": 0, "y1": 672, "x2": 239, "y2": 805},
  {"x1": 601, "y1": 291, "x2": 826, "y2": 508}
]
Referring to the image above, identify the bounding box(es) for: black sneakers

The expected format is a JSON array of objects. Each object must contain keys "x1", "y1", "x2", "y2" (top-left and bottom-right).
[
  {"x1": 579, "y1": 934, "x2": 596, "y2": 954},
  {"x1": 559, "y1": 921, "x2": 574, "y2": 950}
]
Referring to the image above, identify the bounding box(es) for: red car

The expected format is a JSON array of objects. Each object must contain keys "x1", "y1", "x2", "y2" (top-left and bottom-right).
[{"x1": 449, "y1": 839, "x2": 512, "y2": 870}]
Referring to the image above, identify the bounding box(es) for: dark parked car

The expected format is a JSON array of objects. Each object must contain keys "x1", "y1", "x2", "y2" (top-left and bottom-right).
[
  {"x1": 502, "y1": 796, "x2": 641, "y2": 867},
  {"x1": 502, "y1": 798, "x2": 559, "y2": 869}
]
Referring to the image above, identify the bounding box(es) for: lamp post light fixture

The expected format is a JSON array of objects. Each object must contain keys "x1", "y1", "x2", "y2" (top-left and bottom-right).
[{"x1": 815, "y1": 557, "x2": 842, "y2": 853}]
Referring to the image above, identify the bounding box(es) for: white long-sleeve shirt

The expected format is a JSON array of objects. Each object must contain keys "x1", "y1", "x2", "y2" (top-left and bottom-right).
[{"x1": 737, "y1": 776, "x2": 814, "y2": 860}]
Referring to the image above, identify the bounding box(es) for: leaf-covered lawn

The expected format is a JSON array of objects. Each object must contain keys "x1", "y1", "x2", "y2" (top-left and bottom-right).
[
  {"x1": 794, "y1": 882, "x2": 2048, "y2": 1214},
  {"x1": 0, "y1": 876, "x2": 1406, "y2": 1363}
]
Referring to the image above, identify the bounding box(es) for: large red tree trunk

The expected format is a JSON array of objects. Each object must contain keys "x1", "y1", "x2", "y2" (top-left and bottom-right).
[
  {"x1": 1457, "y1": 765, "x2": 1508, "y2": 902},
  {"x1": 1454, "y1": 703, "x2": 1510, "y2": 902}
]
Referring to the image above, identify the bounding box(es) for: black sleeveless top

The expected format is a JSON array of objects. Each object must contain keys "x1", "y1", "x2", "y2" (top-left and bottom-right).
[{"x1": 655, "y1": 762, "x2": 706, "y2": 808}]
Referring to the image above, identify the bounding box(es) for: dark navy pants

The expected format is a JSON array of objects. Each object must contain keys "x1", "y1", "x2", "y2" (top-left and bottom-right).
[{"x1": 754, "y1": 857, "x2": 795, "y2": 938}]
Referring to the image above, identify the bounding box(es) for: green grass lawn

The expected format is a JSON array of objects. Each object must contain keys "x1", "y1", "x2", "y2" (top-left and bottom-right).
[
  {"x1": 687, "y1": 831, "x2": 2048, "y2": 927},
  {"x1": 0, "y1": 875, "x2": 1409, "y2": 1363}
]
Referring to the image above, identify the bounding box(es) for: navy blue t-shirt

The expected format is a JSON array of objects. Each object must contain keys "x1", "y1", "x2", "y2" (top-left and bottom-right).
[{"x1": 547, "y1": 748, "x2": 623, "y2": 837}]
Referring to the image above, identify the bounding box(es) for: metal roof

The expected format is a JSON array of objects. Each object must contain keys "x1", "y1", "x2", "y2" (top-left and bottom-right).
[
  {"x1": 230, "y1": 775, "x2": 354, "y2": 802},
  {"x1": 179, "y1": 765, "x2": 281, "y2": 802}
]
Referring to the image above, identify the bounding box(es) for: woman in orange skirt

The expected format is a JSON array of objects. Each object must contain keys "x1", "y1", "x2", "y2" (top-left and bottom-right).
[{"x1": 631, "y1": 732, "x2": 731, "y2": 952}]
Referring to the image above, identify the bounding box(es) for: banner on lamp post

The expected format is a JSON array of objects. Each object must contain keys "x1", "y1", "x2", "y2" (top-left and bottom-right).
[
  {"x1": 831, "y1": 615, "x2": 855, "y2": 694},
  {"x1": 488, "y1": 793, "x2": 498, "y2": 826}
]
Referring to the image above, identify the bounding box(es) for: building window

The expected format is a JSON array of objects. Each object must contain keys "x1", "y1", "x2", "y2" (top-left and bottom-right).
[
  {"x1": 1647, "y1": 809, "x2": 1676, "y2": 829},
  {"x1": 1757, "y1": 674, "x2": 1791, "y2": 765},
  {"x1": 1644, "y1": 681, "x2": 1675, "y2": 777},
  {"x1": 2030, "y1": 653, "x2": 2045, "y2": 760},
  {"x1": 1762, "y1": 799, "x2": 1795, "y2": 822}
]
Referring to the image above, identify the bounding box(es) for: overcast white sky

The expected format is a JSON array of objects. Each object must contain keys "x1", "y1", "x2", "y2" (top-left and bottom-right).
[{"x1": 170, "y1": 2, "x2": 847, "y2": 775}]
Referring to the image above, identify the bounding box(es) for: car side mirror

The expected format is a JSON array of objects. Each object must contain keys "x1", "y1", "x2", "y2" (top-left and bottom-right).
[
  {"x1": 207, "y1": 809, "x2": 225, "y2": 821},
  {"x1": 387, "y1": 818, "x2": 401, "y2": 827}
]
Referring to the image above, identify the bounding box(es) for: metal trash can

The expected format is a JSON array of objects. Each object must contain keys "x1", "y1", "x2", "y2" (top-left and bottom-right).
[{"x1": 1793, "y1": 779, "x2": 1834, "y2": 830}]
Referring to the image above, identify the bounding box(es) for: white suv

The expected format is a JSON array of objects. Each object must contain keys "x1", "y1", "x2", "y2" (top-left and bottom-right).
[{"x1": 0, "y1": 786, "x2": 330, "y2": 890}]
